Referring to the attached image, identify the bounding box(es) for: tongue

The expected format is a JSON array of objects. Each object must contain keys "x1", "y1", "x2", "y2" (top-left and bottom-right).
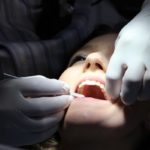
[{"x1": 77, "y1": 85, "x2": 105, "y2": 100}]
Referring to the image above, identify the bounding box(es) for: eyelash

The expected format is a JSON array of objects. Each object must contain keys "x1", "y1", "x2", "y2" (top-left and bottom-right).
[{"x1": 69, "y1": 55, "x2": 86, "y2": 66}]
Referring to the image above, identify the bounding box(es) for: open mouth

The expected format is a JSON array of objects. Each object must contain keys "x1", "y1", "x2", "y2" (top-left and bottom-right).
[{"x1": 76, "y1": 80, "x2": 109, "y2": 100}]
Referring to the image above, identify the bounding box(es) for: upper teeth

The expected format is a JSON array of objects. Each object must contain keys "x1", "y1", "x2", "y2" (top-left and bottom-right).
[{"x1": 78, "y1": 80, "x2": 105, "y2": 89}]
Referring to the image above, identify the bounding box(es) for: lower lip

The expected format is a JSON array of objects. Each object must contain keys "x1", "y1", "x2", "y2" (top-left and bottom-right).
[{"x1": 74, "y1": 97, "x2": 109, "y2": 103}]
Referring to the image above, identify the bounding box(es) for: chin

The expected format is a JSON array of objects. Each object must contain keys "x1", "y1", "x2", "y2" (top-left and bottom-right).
[{"x1": 59, "y1": 97, "x2": 146, "y2": 150}]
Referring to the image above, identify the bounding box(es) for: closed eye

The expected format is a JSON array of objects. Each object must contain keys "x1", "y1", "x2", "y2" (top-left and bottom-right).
[{"x1": 68, "y1": 55, "x2": 86, "y2": 66}]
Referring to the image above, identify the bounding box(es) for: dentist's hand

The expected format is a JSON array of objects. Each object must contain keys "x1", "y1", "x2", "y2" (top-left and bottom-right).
[
  {"x1": 106, "y1": 9, "x2": 150, "y2": 105},
  {"x1": 0, "y1": 75, "x2": 73, "y2": 146}
]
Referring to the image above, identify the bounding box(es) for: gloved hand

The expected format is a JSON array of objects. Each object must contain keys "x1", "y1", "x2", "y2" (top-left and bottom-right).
[
  {"x1": 106, "y1": 1, "x2": 150, "y2": 105},
  {"x1": 0, "y1": 75, "x2": 73, "y2": 146}
]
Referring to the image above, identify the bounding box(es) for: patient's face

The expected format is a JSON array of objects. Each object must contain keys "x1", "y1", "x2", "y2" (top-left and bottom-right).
[
  {"x1": 60, "y1": 34, "x2": 115, "y2": 98},
  {"x1": 59, "y1": 34, "x2": 150, "y2": 149}
]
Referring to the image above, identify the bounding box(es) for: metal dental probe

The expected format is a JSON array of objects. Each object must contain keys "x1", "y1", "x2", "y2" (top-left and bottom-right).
[
  {"x1": 3, "y1": 73, "x2": 18, "y2": 79},
  {"x1": 70, "y1": 92, "x2": 85, "y2": 98},
  {"x1": 2, "y1": 73, "x2": 84, "y2": 98}
]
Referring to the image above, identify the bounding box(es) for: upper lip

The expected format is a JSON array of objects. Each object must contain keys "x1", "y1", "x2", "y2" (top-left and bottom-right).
[{"x1": 76, "y1": 75, "x2": 105, "y2": 90}]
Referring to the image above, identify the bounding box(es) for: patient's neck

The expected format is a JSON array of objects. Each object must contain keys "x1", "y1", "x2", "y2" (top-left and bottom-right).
[{"x1": 59, "y1": 126, "x2": 144, "y2": 150}]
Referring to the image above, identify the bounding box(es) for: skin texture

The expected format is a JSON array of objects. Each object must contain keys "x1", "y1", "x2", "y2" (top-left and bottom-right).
[{"x1": 58, "y1": 34, "x2": 150, "y2": 150}]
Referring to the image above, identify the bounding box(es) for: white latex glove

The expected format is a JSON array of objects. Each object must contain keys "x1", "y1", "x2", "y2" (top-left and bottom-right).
[
  {"x1": 0, "y1": 75, "x2": 73, "y2": 146},
  {"x1": 106, "y1": 0, "x2": 150, "y2": 105}
]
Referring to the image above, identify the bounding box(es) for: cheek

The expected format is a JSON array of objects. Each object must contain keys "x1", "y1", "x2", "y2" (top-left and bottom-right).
[
  {"x1": 59, "y1": 65, "x2": 83, "y2": 91},
  {"x1": 66, "y1": 100, "x2": 125, "y2": 128}
]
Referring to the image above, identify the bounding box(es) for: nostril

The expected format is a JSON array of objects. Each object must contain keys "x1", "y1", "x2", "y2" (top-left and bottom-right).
[
  {"x1": 85, "y1": 62, "x2": 103, "y2": 70},
  {"x1": 86, "y1": 63, "x2": 90, "y2": 69},
  {"x1": 96, "y1": 63, "x2": 103, "y2": 70}
]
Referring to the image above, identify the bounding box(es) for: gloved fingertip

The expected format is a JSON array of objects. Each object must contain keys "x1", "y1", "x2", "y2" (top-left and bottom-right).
[
  {"x1": 106, "y1": 89, "x2": 119, "y2": 101},
  {"x1": 62, "y1": 95, "x2": 74, "y2": 108},
  {"x1": 63, "y1": 83, "x2": 70, "y2": 91},
  {"x1": 109, "y1": 94, "x2": 118, "y2": 100},
  {"x1": 121, "y1": 95, "x2": 135, "y2": 106},
  {"x1": 122, "y1": 101, "x2": 132, "y2": 106},
  {"x1": 105, "y1": 80, "x2": 121, "y2": 101},
  {"x1": 68, "y1": 95, "x2": 74, "y2": 102}
]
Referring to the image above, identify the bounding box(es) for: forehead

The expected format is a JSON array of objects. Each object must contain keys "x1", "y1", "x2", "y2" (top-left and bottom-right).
[{"x1": 74, "y1": 33, "x2": 117, "y2": 58}]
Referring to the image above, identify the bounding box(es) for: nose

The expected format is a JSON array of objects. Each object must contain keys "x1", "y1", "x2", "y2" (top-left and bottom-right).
[{"x1": 83, "y1": 53, "x2": 104, "y2": 72}]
